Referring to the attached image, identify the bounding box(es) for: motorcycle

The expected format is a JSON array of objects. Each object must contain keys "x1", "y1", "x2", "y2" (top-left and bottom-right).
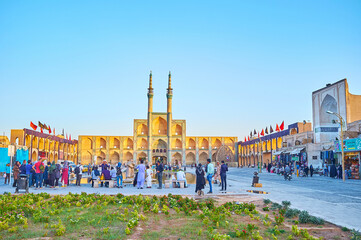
[{"x1": 284, "y1": 172, "x2": 292, "y2": 181}]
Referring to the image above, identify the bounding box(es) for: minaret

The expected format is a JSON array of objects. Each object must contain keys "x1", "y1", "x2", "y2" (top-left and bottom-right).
[
  {"x1": 147, "y1": 71, "x2": 153, "y2": 164},
  {"x1": 166, "y1": 71, "x2": 173, "y2": 165}
]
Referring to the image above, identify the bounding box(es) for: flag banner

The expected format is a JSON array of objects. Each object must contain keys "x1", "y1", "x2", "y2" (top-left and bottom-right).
[
  {"x1": 66, "y1": 133, "x2": 68, "y2": 140},
  {"x1": 280, "y1": 121, "x2": 285, "y2": 131},
  {"x1": 247, "y1": 136, "x2": 250, "y2": 141},
  {"x1": 40, "y1": 128, "x2": 43, "y2": 133},
  {"x1": 270, "y1": 125, "x2": 274, "y2": 133},
  {"x1": 261, "y1": 129, "x2": 265, "y2": 136},
  {"x1": 253, "y1": 129, "x2": 257, "y2": 135},
  {"x1": 30, "y1": 121, "x2": 38, "y2": 131},
  {"x1": 48, "y1": 125, "x2": 52, "y2": 134},
  {"x1": 244, "y1": 137, "x2": 247, "y2": 142},
  {"x1": 250, "y1": 131, "x2": 253, "y2": 137},
  {"x1": 53, "y1": 128, "x2": 55, "y2": 136},
  {"x1": 69, "y1": 134, "x2": 71, "y2": 141},
  {"x1": 265, "y1": 127, "x2": 268, "y2": 134},
  {"x1": 258, "y1": 132, "x2": 260, "y2": 138},
  {"x1": 276, "y1": 124, "x2": 280, "y2": 132},
  {"x1": 38, "y1": 121, "x2": 49, "y2": 130}
]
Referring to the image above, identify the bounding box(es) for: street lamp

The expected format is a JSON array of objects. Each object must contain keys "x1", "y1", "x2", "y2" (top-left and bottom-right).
[{"x1": 326, "y1": 110, "x2": 345, "y2": 181}]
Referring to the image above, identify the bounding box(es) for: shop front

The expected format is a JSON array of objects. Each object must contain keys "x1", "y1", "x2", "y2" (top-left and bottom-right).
[{"x1": 334, "y1": 138, "x2": 361, "y2": 180}]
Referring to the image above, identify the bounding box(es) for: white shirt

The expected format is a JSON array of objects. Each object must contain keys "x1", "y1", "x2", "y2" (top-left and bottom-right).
[{"x1": 176, "y1": 171, "x2": 186, "y2": 181}]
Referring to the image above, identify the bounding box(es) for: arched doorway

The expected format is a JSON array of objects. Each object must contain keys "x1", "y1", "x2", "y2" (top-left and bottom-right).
[
  {"x1": 110, "y1": 152, "x2": 120, "y2": 165},
  {"x1": 199, "y1": 152, "x2": 208, "y2": 165},
  {"x1": 138, "y1": 152, "x2": 147, "y2": 164},
  {"x1": 172, "y1": 152, "x2": 182, "y2": 165},
  {"x1": 152, "y1": 139, "x2": 167, "y2": 164},
  {"x1": 186, "y1": 152, "x2": 196, "y2": 165}
]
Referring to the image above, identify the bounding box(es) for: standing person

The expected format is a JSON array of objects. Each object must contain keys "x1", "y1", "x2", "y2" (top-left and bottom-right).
[
  {"x1": 61, "y1": 161, "x2": 69, "y2": 187},
  {"x1": 75, "y1": 164, "x2": 83, "y2": 186},
  {"x1": 48, "y1": 161, "x2": 56, "y2": 188},
  {"x1": 220, "y1": 161, "x2": 228, "y2": 192},
  {"x1": 310, "y1": 164, "x2": 314, "y2": 177},
  {"x1": 54, "y1": 162, "x2": 61, "y2": 187},
  {"x1": 87, "y1": 164, "x2": 91, "y2": 175},
  {"x1": 32, "y1": 158, "x2": 45, "y2": 189},
  {"x1": 12, "y1": 161, "x2": 20, "y2": 187},
  {"x1": 213, "y1": 161, "x2": 221, "y2": 185},
  {"x1": 116, "y1": 162, "x2": 123, "y2": 188},
  {"x1": 296, "y1": 162, "x2": 300, "y2": 177},
  {"x1": 20, "y1": 160, "x2": 27, "y2": 175},
  {"x1": 26, "y1": 160, "x2": 33, "y2": 187},
  {"x1": 206, "y1": 159, "x2": 214, "y2": 194},
  {"x1": 146, "y1": 165, "x2": 153, "y2": 188},
  {"x1": 136, "y1": 160, "x2": 146, "y2": 189},
  {"x1": 5, "y1": 163, "x2": 11, "y2": 184},
  {"x1": 195, "y1": 163, "x2": 206, "y2": 194},
  {"x1": 156, "y1": 161, "x2": 164, "y2": 189},
  {"x1": 43, "y1": 162, "x2": 50, "y2": 187},
  {"x1": 100, "y1": 160, "x2": 109, "y2": 171},
  {"x1": 337, "y1": 165, "x2": 343, "y2": 179},
  {"x1": 304, "y1": 165, "x2": 309, "y2": 177}
]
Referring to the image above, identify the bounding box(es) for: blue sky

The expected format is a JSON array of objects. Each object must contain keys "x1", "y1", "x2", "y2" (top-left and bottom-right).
[{"x1": 1, "y1": 1, "x2": 360, "y2": 141}]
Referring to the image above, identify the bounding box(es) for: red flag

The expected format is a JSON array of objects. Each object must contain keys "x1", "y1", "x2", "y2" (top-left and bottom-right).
[
  {"x1": 69, "y1": 134, "x2": 71, "y2": 141},
  {"x1": 48, "y1": 125, "x2": 52, "y2": 134},
  {"x1": 40, "y1": 128, "x2": 43, "y2": 133},
  {"x1": 276, "y1": 124, "x2": 280, "y2": 132},
  {"x1": 244, "y1": 137, "x2": 247, "y2": 142},
  {"x1": 247, "y1": 136, "x2": 250, "y2": 141},
  {"x1": 53, "y1": 128, "x2": 55, "y2": 136},
  {"x1": 261, "y1": 129, "x2": 265, "y2": 136},
  {"x1": 66, "y1": 133, "x2": 68, "y2": 140},
  {"x1": 280, "y1": 121, "x2": 284, "y2": 131},
  {"x1": 258, "y1": 132, "x2": 260, "y2": 138},
  {"x1": 30, "y1": 121, "x2": 37, "y2": 130}
]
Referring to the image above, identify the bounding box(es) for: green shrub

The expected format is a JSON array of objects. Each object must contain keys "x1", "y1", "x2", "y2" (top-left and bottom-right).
[
  {"x1": 282, "y1": 201, "x2": 291, "y2": 208},
  {"x1": 285, "y1": 208, "x2": 301, "y2": 218},
  {"x1": 298, "y1": 211, "x2": 310, "y2": 223},
  {"x1": 271, "y1": 202, "x2": 282, "y2": 210},
  {"x1": 263, "y1": 199, "x2": 271, "y2": 205}
]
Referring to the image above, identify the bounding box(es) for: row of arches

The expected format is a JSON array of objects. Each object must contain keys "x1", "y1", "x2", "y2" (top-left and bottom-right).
[
  {"x1": 24, "y1": 135, "x2": 77, "y2": 153},
  {"x1": 136, "y1": 118, "x2": 183, "y2": 136},
  {"x1": 80, "y1": 151, "x2": 219, "y2": 166},
  {"x1": 30, "y1": 149, "x2": 77, "y2": 163}
]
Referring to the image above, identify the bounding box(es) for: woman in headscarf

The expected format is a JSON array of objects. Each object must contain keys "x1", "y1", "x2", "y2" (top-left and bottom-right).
[
  {"x1": 91, "y1": 166, "x2": 100, "y2": 187},
  {"x1": 48, "y1": 161, "x2": 56, "y2": 188},
  {"x1": 195, "y1": 163, "x2": 206, "y2": 195},
  {"x1": 61, "y1": 161, "x2": 69, "y2": 187},
  {"x1": 12, "y1": 161, "x2": 20, "y2": 187}
]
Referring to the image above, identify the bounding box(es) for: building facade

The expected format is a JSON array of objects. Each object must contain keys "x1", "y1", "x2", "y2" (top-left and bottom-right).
[
  {"x1": 10, "y1": 129, "x2": 78, "y2": 162},
  {"x1": 78, "y1": 72, "x2": 237, "y2": 166},
  {"x1": 237, "y1": 122, "x2": 312, "y2": 167}
]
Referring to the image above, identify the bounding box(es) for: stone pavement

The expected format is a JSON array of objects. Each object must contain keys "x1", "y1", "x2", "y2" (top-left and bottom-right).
[{"x1": 0, "y1": 167, "x2": 360, "y2": 231}]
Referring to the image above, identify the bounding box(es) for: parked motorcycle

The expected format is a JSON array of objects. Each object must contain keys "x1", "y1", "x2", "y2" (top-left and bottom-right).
[{"x1": 284, "y1": 172, "x2": 292, "y2": 181}]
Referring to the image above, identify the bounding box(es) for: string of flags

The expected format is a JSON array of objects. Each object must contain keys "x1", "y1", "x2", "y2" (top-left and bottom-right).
[
  {"x1": 30, "y1": 121, "x2": 72, "y2": 141},
  {"x1": 244, "y1": 121, "x2": 284, "y2": 142}
]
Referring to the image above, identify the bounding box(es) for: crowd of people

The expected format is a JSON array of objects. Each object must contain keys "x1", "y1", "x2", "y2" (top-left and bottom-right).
[{"x1": 5, "y1": 157, "x2": 230, "y2": 195}]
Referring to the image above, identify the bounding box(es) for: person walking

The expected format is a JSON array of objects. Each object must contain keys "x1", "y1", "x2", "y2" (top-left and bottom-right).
[
  {"x1": 43, "y1": 162, "x2": 50, "y2": 187},
  {"x1": 54, "y1": 162, "x2": 61, "y2": 187},
  {"x1": 5, "y1": 163, "x2": 11, "y2": 184},
  {"x1": 61, "y1": 161, "x2": 69, "y2": 187},
  {"x1": 206, "y1": 159, "x2": 214, "y2": 194},
  {"x1": 146, "y1": 165, "x2": 153, "y2": 188},
  {"x1": 310, "y1": 164, "x2": 314, "y2": 177},
  {"x1": 33, "y1": 158, "x2": 45, "y2": 189},
  {"x1": 26, "y1": 160, "x2": 33, "y2": 187},
  {"x1": 304, "y1": 165, "x2": 309, "y2": 177},
  {"x1": 195, "y1": 163, "x2": 205, "y2": 195},
  {"x1": 75, "y1": 164, "x2": 83, "y2": 186},
  {"x1": 12, "y1": 161, "x2": 20, "y2": 187},
  {"x1": 220, "y1": 161, "x2": 228, "y2": 192},
  {"x1": 136, "y1": 160, "x2": 146, "y2": 189},
  {"x1": 48, "y1": 161, "x2": 56, "y2": 188},
  {"x1": 116, "y1": 162, "x2": 123, "y2": 188},
  {"x1": 156, "y1": 161, "x2": 164, "y2": 189}
]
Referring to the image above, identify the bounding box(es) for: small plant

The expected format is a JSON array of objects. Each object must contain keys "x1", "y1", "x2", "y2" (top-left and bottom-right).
[
  {"x1": 263, "y1": 206, "x2": 270, "y2": 211},
  {"x1": 341, "y1": 227, "x2": 349, "y2": 232},
  {"x1": 281, "y1": 201, "x2": 291, "y2": 209},
  {"x1": 263, "y1": 199, "x2": 271, "y2": 205}
]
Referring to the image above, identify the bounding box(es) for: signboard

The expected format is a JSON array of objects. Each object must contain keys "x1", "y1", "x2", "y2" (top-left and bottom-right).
[
  {"x1": 334, "y1": 138, "x2": 361, "y2": 152},
  {"x1": 292, "y1": 156, "x2": 299, "y2": 161},
  {"x1": 8, "y1": 145, "x2": 15, "y2": 157}
]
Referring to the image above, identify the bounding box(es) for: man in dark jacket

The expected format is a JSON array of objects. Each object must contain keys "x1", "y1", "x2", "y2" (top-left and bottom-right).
[
  {"x1": 220, "y1": 161, "x2": 228, "y2": 192},
  {"x1": 156, "y1": 161, "x2": 164, "y2": 189}
]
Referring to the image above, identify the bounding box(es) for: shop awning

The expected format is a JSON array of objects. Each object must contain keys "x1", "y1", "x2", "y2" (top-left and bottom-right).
[
  {"x1": 273, "y1": 151, "x2": 284, "y2": 155},
  {"x1": 290, "y1": 147, "x2": 305, "y2": 155}
]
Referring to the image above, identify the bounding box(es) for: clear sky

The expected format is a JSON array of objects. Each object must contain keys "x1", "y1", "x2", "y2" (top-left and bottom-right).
[{"x1": 1, "y1": 1, "x2": 361, "y2": 141}]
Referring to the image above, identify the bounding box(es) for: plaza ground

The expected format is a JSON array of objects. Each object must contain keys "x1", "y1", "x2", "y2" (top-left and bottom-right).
[{"x1": 1, "y1": 167, "x2": 360, "y2": 232}]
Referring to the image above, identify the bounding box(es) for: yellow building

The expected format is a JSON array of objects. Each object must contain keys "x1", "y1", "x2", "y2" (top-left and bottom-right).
[
  {"x1": 0, "y1": 136, "x2": 10, "y2": 148},
  {"x1": 78, "y1": 72, "x2": 237, "y2": 166},
  {"x1": 10, "y1": 129, "x2": 78, "y2": 162}
]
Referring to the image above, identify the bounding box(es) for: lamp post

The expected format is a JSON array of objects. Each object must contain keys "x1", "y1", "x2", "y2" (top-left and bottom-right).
[{"x1": 326, "y1": 110, "x2": 345, "y2": 182}]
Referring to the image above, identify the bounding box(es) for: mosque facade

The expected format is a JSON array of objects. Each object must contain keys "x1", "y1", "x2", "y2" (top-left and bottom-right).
[{"x1": 78, "y1": 72, "x2": 237, "y2": 166}]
